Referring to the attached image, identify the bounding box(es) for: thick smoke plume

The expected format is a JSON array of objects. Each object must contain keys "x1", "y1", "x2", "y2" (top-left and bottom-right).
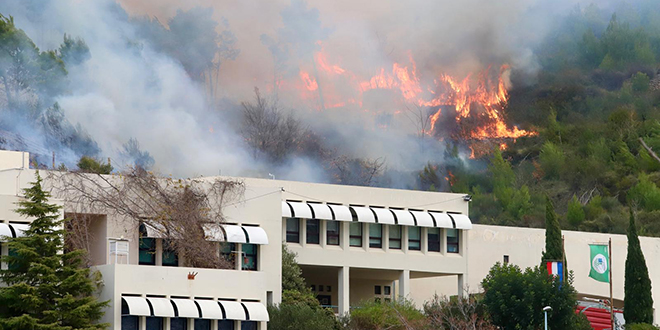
[{"x1": 0, "y1": 0, "x2": 644, "y2": 187}]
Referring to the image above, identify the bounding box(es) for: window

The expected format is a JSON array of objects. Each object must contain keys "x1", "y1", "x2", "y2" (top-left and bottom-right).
[
  {"x1": 194, "y1": 319, "x2": 211, "y2": 330},
  {"x1": 121, "y1": 299, "x2": 139, "y2": 330},
  {"x1": 311, "y1": 285, "x2": 316, "y2": 292},
  {"x1": 447, "y1": 229, "x2": 459, "y2": 253},
  {"x1": 162, "y1": 239, "x2": 178, "y2": 266},
  {"x1": 369, "y1": 224, "x2": 383, "y2": 248},
  {"x1": 503, "y1": 255, "x2": 509, "y2": 264},
  {"x1": 221, "y1": 243, "x2": 236, "y2": 267},
  {"x1": 218, "y1": 320, "x2": 235, "y2": 330},
  {"x1": 384, "y1": 286, "x2": 391, "y2": 295},
  {"x1": 139, "y1": 237, "x2": 156, "y2": 265},
  {"x1": 389, "y1": 225, "x2": 401, "y2": 249},
  {"x1": 242, "y1": 244, "x2": 258, "y2": 271},
  {"x1": 428, "y1": 228, "x2": 441, "y2": 252},
  {"x1": 171, "y1": 318, "x2": 188, "y2": 330},
  {"x1": 286, "y1": 218, "x2": 300, "y2": 243},
  {"x1": 326, "y1": 221, "x2": 340, "y2": 246},
  {"x1": 408, "y1": 227, "x2": 421, "y2": 251},
  {"x1": 374, "y1": 285, "x2": 381, "y2": 295},
  {"x1": 318, "y1": 285, "x2": 324, "y2": 292},
  {"x1": 349, "y1": 222, "x2": 363, "y2": 247},
  {"x1": 306, "y1": 219, "x2": 320, "y2": 244},
  {"x1": 241, "y1": 321, "x2": 257, "y2": 330},
  {"x1": 146, "y1": 317, "x2": 163, "y2": 330}
]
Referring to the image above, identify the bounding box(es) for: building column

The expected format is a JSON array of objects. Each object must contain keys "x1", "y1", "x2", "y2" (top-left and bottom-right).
[
  {"x1": 338, "y1": 266, "x2": 350, "y2": 315},
  {"x1": 457, "y1": 274, "x2": 465, "y2": 298},
  {"x1": 399, "y1": 269, "x2": 410, "y2": 299}
]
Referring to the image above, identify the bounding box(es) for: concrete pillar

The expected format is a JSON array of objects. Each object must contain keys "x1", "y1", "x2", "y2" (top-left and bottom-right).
[
  {"x1": 399, "y1": 269, "x2": 410, "y2": 299},
  {"x1": 338, "y1": 266, "x2": 350, "y2": 315},
  {"x1": 457, "y1": 274, "x2": 465, "y2": 298}
]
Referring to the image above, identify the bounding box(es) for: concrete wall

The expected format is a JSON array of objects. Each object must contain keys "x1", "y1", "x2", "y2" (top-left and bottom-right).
[{"x1": 459, "y1": 224, "x2": 660, "y2": 322}]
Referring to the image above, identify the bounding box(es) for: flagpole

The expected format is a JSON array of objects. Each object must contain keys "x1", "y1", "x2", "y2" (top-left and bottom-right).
[{"x1": 609, "y1": 237, "x2": 614, "y2": 330}]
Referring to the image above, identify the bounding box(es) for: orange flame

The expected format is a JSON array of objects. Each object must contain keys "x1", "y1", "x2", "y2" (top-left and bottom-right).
[{"x1": 288, "y1": 44, "x2": 535, "y2": 145}]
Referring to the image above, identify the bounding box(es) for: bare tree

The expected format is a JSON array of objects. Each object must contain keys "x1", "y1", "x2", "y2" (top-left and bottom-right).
[
  {"x1": 329, "y1": 156, "x2": 386, "y2": 187},
  {"x1": 47, "y1": 168, "x2": 244, "y2": 268},
  {"x1": 241, "y1": 87, "x2": 305, "y2": 163},
  {"x1": 423, "y1": 289, "x2": 497, "y2": 330}
]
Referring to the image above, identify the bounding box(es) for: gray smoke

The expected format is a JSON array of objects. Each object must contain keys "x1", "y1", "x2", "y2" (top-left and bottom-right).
[{"x1": 0, "y1": 0, "x2": 643, "y2": 185}]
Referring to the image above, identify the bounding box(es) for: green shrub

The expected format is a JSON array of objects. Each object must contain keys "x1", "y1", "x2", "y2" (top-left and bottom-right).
[
  {"x1": 267, "y1": 303, "x2": 338, "y2": 330},
  {"x1": 347, "y1": 299, "x2": 426, "y2": 330},
  {"x1": 626, "y1": 323, "x2": 660, "y2": 330}
]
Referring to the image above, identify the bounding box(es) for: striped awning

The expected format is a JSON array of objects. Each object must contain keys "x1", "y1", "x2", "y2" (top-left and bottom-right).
[{"x1": 279, "y1": 202, "x2": 472, "y2": 230}]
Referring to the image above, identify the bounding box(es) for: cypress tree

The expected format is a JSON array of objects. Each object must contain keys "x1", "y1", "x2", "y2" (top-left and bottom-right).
[
  {"x1": 624, "y1": 211, "x2": 654, "y2": 324},
  {"x1": 542, "y1": 197, "x2": 564, "y2": 264},
  {"x1": 0, "y1": 173, "x2": 108, "y2": 329}
]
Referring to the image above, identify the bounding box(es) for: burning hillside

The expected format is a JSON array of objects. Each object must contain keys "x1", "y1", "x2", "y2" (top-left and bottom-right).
[{"x1": 276, "y1": 46, "x2": 535, "y2": 153}]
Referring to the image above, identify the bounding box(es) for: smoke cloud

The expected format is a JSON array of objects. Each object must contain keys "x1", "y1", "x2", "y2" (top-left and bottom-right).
[{"x1": 0, "y1": 0, "x2": 642, "y2": 186}]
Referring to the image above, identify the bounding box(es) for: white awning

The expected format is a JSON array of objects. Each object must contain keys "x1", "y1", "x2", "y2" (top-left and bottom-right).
[
  {"x1": 350, "y1": 206, "x2": 375, "y2": 223},
  {"x1": 449, "y1": 213, "x2": 473, "y2": 230},
  {"x1": 288, "y1": 202, "x2": 313, "y2": 219},
  {"x1": 196, "y1": 300, "x2": 224, "y2": 319},
  {"x1": 203, "y1": 224, "x2": 225, "y2": 242},
  {"x1": 146, "y1": 297, "x2": 175, "y2": 317},
  {"x1": 11, "y1": 223, "x2": 29, "y2": 238},
  {"x1": 142, "y1": 222, "x2": 167, "y2": 239},
  {"x1": 281, "y1": 201, "x2": 292, "y2": 218},
  {"x1": 307, "y1": 203, "x2": 333, "y2": 220},
  {"x1": 222, "y1": 225, "x2": 247, "y2": 243},
  {"x1": 171, "y1": 298, "x2": 200, "y2": 318},
  {"x1": 219, "y1": 300, "x2": 247, "y2": 320},
  {"x1": 242, "y1": 226, "x2": 268, "y2": 245},
  {"x1": 242, "y1": 302, "x2": 269, "y2": 321},
  {"x1": 410, "y1": 211, "x2": 435, "y2": 227},
  {"x1": 122, "y1": 296, "x2": 151, "y2": 316},
  {"x1": 327, "y1": 204, "x2": 352, "y2": 221},
  {"x1": 0, "y1": 223, "x2": 13, "y2": 241},
  {"x1": 429, "y1": 212, "x2": 453, "y2": 228},
  {"x1": 370, "y1": 208, "x2": 395, "y2": 225},
  {"x1": 391, "y1": 209, "x2": 415, "y2": 226}
]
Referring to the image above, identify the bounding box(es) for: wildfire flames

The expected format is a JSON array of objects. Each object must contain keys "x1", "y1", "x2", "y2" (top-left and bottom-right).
[{"x1": 280, "y1": 44, "x2": 535, "y2": 153}]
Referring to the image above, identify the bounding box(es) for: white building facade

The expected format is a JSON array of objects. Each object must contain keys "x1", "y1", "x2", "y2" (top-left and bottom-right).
[{"x1": 0, "y1": 150, "x2": 473, "y2": 329}]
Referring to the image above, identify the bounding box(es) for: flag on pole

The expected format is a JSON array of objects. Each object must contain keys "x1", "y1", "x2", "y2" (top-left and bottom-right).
[
  {"x1": 546, "y1": 261, "x2": 564, "y2": 282},
  {"x1": 589, "y1": 244, "x2": 609, "y2": 283}
]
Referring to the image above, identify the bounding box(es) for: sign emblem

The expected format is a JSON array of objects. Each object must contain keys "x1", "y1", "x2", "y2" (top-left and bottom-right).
[{"x1": 592, "y1": 253, "x2": 608, "y2": 274}]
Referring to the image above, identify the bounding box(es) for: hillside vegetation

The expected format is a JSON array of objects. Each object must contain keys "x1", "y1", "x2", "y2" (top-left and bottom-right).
[{"x1": 428, "y1": 2, "x2": 660, "y2": 236}]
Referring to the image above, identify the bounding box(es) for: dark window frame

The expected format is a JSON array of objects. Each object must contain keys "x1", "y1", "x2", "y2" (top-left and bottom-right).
[
  {"x1": 162, "y1": 239, "x2": 179, "y2": 267},
  {"x1": 306, "y1": 219, "x2": 320, "y2": 244},
  {"x1": 326, "y1": 221, "x2": 340, "y2": 246},
  {"x1": 447, "y1": 229, "x2": 460, "y2": 253},
  {"x1": 221, "y1": 243, "x2": 237, "y2": 267},
  {"x1": 349, "y1": 222, "x2": 363, "y2": 247},
  {"x1": 369, "y1": 223, "x2": 383, "y2": 248},
  {"x1": 427, "y1": 228, "x2": 441, "y2": 252},
  {"x1": 286, "y1": 218, "x2": 300, "y2": 243},
  {"x1": 408, "y1": 227, "x2": 421, "y2": 251},
  {"x1": 138, "y1": 237, "x2": 156, "y2": 265},
  {"x1": 217, "y1": 320, "x2": 235, "y2": 330},
  {"x1": 171, "y1": 318, "x2": 188, "y2": 330},
  {"x1": 146, "y1": 317, "x2": 163, "y2": 330},
  {"x1": 389, "y1": 225, "x2": 402, "y2": 250},
  {"x1": 242, "y1": 243, "x2": 258, "y2": 271}
]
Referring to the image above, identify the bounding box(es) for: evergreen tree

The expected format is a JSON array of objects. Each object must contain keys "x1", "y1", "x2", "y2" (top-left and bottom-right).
[
  {"x1": 624, "y1": 211, "x2": 654, "y2": 324},
  {"x1": 542, "y1": 197, "x2": 564, "y2": 270},
  {"x1": 0, "y1": 173, "x2": 108, "y2": 330}
]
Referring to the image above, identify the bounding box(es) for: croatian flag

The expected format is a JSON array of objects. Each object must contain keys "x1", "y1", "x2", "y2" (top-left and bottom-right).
[{"x1": 546, "y1": 261, "x2": 564, "y2": 282}]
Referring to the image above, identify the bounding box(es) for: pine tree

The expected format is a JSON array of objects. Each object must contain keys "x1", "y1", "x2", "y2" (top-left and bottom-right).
[
  {"x1": 0, "y1": 172, "x2": 108, "y2": 329},
  {"x1": 624, "y1": 211, "x2": 654, "y2": 324},
  {"x1": 542, "y1": 197, "x2": 564, "y2": 269}
]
